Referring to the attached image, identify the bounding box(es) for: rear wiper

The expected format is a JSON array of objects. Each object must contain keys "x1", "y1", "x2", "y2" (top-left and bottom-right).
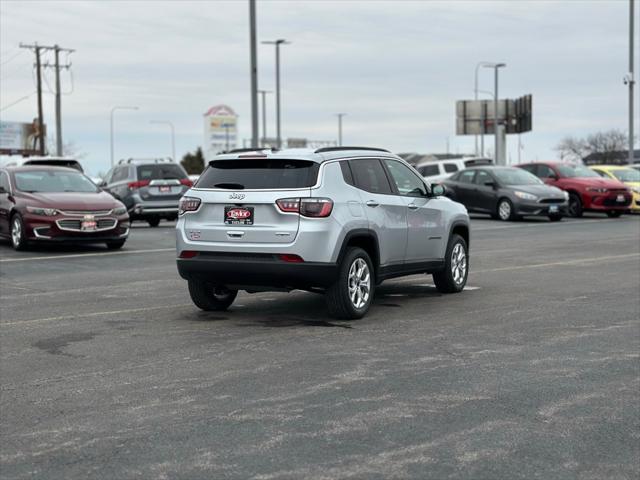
[{"x1": 213, "y1": 183, "x2": 245, "y2": 189}]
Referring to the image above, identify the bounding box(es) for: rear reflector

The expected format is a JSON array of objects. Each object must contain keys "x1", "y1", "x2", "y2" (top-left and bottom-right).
[
  {"x1": 278, "y1": 254, "x2": 304, "y2": 263},
  {"x1": 180, "y1": 179, "x2": 194, "y2": 187},
  {"x1": 179, "y1": 250, "x2": 199, "y2": 259}
]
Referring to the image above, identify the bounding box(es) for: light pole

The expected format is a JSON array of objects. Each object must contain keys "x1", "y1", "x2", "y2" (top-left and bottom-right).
[
  {"x1": 249, "y1": 0, "x2": 259, "y2": 148},
  {"x1": 627, "y1": 0, "x2": 635, "y2": 165},
  {"x1": 262, "y1": 39, "x2": 290, "y2": 149},
  {"x1": 335, "y1": 113, "x2": 346, "y2": 146},
  {"x1": 110, "y1": 106, "x2": 138, "y2": 166},
  {"x1": 474, "y1": 61, "x2": 493, "y2": 155},
  {"x1": 482, "y1": 63, "x2": 506, "y2": 164},
  {"x1": 150, "y1": 120, "x2": 175, "y2": 161},
  {"x1": 258, "y1": 89, "x2": 271, "y2": 146}
]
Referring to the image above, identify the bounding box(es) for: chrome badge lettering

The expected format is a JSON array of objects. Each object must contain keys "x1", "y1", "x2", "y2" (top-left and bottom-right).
[{"x1": 229, "y1": 192, "x2": 245, "y2": 200}]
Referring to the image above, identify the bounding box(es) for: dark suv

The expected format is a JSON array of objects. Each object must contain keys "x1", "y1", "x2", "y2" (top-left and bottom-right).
[{"x1": 102, "y1": 158, "x2": 192, "y2": 226}]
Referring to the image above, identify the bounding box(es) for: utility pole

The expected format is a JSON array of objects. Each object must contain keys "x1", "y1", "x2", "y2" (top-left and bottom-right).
[
  {"x1": 263, "y1": 39, "x2": 290, "y2": 149},
  {"x1": 249, "y1": 0, "x2": 259, "y2": 148},
  {"x1": 19, "y1": 43, "x2": 46, "y2": 155},
  {"x1": 628, "y1": 0, "x2": 635, "y2": 165},
  {"x1": 258, "y1": 90, "x2": 271, "y2": 146},
  {"x1": 22, "y1": 42, "x2": 74, "y2": 156},
  {"x1": 335, "y1": 113, "x2": 346, "y2": 146}
]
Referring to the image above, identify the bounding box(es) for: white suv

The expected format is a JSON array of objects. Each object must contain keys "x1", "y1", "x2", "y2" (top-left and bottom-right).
[{"x1": 176, "y1": 147, "x2": 470, "y2": 319}]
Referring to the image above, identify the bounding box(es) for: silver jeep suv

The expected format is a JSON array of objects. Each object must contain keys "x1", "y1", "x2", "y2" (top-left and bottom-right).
[{"x1": 176, "y1": 147, "x2": 470, "y2": 319}]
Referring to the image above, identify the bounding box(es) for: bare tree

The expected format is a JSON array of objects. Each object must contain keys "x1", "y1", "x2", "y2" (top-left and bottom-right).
[
  {"x1": 45, "y1": 138, "x2": 87, "y2": 159},
  {"x1": 555, "y1": 136, "x2": 587, "y2": 162}
]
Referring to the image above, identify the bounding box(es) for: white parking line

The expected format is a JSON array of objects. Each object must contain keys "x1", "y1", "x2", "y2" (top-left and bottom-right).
[
  {"x1": 471, "y1": 219, "x2": 616, "y2": 232},
  {"x1": 0, "y1": 248, "x2": 175, "y2": 263},
  {"x1": 472, "y1": 253, "x2": 640, "y2": 273},
  {"x1": 2, "y1": 303, "x2": 192, "y2": 327}
]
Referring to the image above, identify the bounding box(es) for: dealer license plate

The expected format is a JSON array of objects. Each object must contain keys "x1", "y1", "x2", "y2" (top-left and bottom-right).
[
  {"x1": 617, "y1": 194, "x2": 625, "y2": 202},
  {"x1": 81, "y1": 220, "x2": 97, "y2": 231},
  {"x1": 549, "y1": 205, "x2": 559, "y2": 213},
  {"x1": 159, "y1": 185, "x2": 171, "y2": 193},
  {"x1": 224, "y1": 206, "x2": 254, "y2": 225}
]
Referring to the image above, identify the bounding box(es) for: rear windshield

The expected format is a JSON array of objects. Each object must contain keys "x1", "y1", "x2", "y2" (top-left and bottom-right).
[
  {"x1": 137, "y1": 164, "x2": 186, "y2": 181},
  {"x1": 464, "y1": 158, "x2": 493, "y2": 167},
  {"x1": 197, "y1": 159, "x2": 320, "y2": 189},
  {"x1": 25, "y1": 160, "x2": 83, "y2": 172}
]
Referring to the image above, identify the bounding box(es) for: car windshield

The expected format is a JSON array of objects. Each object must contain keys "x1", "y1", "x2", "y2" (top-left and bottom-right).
[
  {"x1": 492, "y1": 168, "x2": 543, "y2": 186},
  {"x1": 611, "y1": 169, "x2": 640, "y2": 182},
  {"x1": 14, "y1": 170, "x2": 98, "y2": 193},
  {"x1": 555, "y1": 164, "x2": 600, "y2": 178}
]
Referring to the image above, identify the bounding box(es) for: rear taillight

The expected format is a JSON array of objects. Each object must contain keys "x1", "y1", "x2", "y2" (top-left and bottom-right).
[
  {"x1": 127, "y1": 180, "x2": 150, "y2": 190},
  {"x1": 276, "y1": 198, "x2": 333, "y2": 218},
  {"x1": 180, "y1": 179, "x2": 193, "y2": 187},
  {"x1": 178, "y1": 196, "x2": 201, "y2": 215},
  {"x1": 179, "y1": 250, "x2": 199, "y2": 259}
]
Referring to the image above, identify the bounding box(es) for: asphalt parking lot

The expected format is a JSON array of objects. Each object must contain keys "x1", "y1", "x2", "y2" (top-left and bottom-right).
[{"x1": 1, "y1": 215, "x2": 639, "y2": 480}]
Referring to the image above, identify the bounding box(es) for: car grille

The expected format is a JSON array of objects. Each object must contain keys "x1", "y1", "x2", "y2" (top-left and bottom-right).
[
  {"x1": 603, "y1": 197, "x2": 631, "y2": 207},
  {"x1": 58, "y1": 209, "x2": 113, "y2": 216},
  {"x1": 56, "y1": 218, "x2": 117, "y2": 232},
  {"x1": 539, "y1": 198, "x2": 565, "y2": 204}
]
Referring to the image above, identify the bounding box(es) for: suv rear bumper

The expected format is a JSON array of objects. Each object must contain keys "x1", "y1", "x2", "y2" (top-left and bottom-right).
[{"x1": 177, "y1": 253, "x2": 338, "y2": 289}]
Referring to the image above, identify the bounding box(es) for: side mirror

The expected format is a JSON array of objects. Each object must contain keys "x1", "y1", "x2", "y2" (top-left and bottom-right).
[
  {"x1": 431, "y1": 184, "x2": 446, "y2": 197},
  {"x1": 484, "y1": 181, "x2": 498, "y2": 189}
]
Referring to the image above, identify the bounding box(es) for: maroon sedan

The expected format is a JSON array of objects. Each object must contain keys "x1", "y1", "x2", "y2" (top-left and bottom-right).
[{"x1": 0, "y1": 166, "x2": 129, "y2": 250}]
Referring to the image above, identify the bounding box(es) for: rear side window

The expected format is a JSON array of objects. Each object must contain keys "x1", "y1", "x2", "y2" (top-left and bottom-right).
[
  {"x1": 443, "y1": 163, "x2": 459, "y2": 173},
  {"x1": 349, "y1": 159, "x2": 393, "y2": 195},
  {"x1": 112, "y1": 167, "x2": 129, "y2": 182},
  {"x1": 339, "y1": 161, "x2": 355, "y2": 186},
  {"x1": 198, "y1": 159, "x2": 319, "y2": 189},
  {"x1": 418, "y1": 164, "x2": 439, "y2": 177},
  {"x1": 458, "y1": 170, "x2": 476, "y2": 184},
  {"x1": 137, "y1": 164, "x2": 186, "y2": 181}
]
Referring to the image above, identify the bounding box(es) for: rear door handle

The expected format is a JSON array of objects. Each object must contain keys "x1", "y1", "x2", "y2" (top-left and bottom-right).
[{"x1": 366, "y1": 200, "x2": 379, "y2": 207}]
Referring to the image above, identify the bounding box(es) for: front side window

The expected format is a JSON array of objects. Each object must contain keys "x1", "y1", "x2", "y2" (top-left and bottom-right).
[
  {"x1": 14, "y1": 170, "x2": 98, "y2": 193},
  {"x1": 383, "y1": 160, "x2": 427, "y2": 197},
  {"x1": 537, "y1": 165, "x2": 557, "y2": 178},
  {"x1": 555, "y1": 164, "x2": 599, "y2": 178},
  {"x1": 349, "y1": 159, "x2": 393, "y2": 195}
]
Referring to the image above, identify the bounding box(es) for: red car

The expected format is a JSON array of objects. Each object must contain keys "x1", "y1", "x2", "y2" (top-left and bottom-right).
[
  {"x1": 0, "y1": 166, "x2": 130, "y2": 250},
  {"x1": 517, "y1": 162, "x2": 632, "y2": 217}
]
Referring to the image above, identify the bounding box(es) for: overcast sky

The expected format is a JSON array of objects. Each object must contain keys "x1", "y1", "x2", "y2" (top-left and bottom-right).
[{"x1": 1, "y1": 0, "x2": 637, "y2": 175}]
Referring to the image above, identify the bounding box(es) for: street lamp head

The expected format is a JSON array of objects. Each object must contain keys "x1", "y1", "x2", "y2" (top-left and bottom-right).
[
  {"x1": 482, "y1": 62, "x2": 506, "y2": 70},
  {"x1": 496, "y1": 63, "x2": 507, "y2": 68},
  {"x1": 262, "y1": 39, "x2": 290, "y2": 46}
]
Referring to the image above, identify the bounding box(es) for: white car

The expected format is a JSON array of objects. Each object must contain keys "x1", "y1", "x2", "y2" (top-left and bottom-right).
[{"x1": 415, "y1": 157, "x2": 493, "y2": 183}]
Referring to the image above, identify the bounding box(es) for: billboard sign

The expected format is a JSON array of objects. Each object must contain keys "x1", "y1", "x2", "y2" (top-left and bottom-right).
[
  {"x1": 0, "y1": 120, "x2": 46, "y2": 156},
  {"x1": 203, "y1": 105, "x2": 237, "y2": 159},
  {"x1": 456, "y1": 94, "x2": 532, "y2": 135}
]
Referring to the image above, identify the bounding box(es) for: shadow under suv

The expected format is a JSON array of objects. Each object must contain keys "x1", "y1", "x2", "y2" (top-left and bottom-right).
[
  {"x1": 176, "y1": 147, "x2": 470, "y2": 319},
  {"x1": 102, "y1": 159, "x2": 192, "y2": 227}
]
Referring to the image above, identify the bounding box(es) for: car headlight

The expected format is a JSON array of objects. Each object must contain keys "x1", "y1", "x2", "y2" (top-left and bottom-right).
[
  {"x1": 563, "y1": 191, "x2": 569, "y2": 200},
  {"x1": 112, "y1": 206, "x2": 128, "y2": 215},
  {"x1": 514, "y1": 191, "x2": 538, "y2": 201},
  {"x1": 586, "y1": 187, "x2": 608, "y2": 193},
  {"x1": 632, "y1": 187, "x2": 640, "y2": 194},
  {"x1": 26, "y1": 206, "x2": 58, "y2": 216}
]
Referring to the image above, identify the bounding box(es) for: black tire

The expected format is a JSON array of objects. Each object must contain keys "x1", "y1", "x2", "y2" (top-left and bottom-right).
[
  {"x1": 433, "y1": 234, "x2": 468, "y2": 294},
  {"x1": 10, "y1": 213, "x2": 27, "y2": 251},
  {"x1": 106, "y1": 240, "x2": 126, "y2": 250},
  {"x1": 326, "y1": 247, "x2": 375, "y2": 320},
  {"x1": 147, "y1": 217, "x2": 161, "y2": 227},
  {"x1": 606, "y1": 210, "x2": 622, "y2": 218},
  {"x1": 496, "y1": 198, "x2": 516, "y2": 221},
  {"x1": 568, "y1": 193, "x2": 583, "y2": 218},
  {"x1": 548, "y1": 214, "x2": 563, "y2": 222},
  {"x1": 188, "y1": 281, "x2": 237, "y2": 311}
]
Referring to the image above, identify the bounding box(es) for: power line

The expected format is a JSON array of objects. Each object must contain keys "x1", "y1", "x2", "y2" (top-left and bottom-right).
[
  {"x1": 0, "y1": 50, "x2": 25, "y2": 66},
  {"x1": 0, "y1": 91, "x2": 37, "y2": 112}
]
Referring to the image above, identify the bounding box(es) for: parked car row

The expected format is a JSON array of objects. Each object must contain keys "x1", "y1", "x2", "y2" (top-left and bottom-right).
[{"x1": 432, "y1": 161, "x2": 636, "y2": 221}]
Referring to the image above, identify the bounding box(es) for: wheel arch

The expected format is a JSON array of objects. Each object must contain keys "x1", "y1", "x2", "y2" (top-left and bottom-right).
[
  {"x1": 448, "y1": 220, "x2": 470, "y2": 249},
  {"x1": 336, "y1": 229, "x2": 381, "y2": 279}
]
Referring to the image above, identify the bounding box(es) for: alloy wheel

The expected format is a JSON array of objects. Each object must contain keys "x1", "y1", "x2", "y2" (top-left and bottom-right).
[
  {"x1": 451, "y1": 243, "x2": 467, "y2": 286},
  {"x1": 11, "y1": 217, "x2": 22, "y2": 248},
  {"x1": 348, "y1": 257, "x2": 371, "y2": 309},
  {"x1": 498, "y1": 201, "x2": 511, "y2": 221}
]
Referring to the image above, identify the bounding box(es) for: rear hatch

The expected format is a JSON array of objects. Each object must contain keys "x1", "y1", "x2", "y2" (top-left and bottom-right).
[
  {"x1": 136, "y1": 164, "x2": 189, "y2": 200},
  {"x1": 185, "y1": 158, "x2": 319, "y2": 244}
]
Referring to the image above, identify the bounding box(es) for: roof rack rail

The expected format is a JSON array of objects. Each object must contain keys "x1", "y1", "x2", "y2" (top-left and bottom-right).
[
  {"x1": 314, "y1": 146, "x2": 390, "y2": 154},
  {"x1": 224, "y1": 147, "x2": 279, "y2": 154},
  {"x1": 118, "y1": 157, "x2": 173, "y2": 164}
]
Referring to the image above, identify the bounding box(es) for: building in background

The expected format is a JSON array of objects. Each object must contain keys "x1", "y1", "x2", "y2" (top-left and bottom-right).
[{"x1": 203, "y1": 105, "x2": 237, "y2": 160}]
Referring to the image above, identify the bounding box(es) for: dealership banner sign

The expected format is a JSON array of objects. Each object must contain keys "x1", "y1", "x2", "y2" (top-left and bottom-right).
[
  {"x1": 203, "y1": 105, "x2": 237, "y2": 159},
  {"x1": 0, "y1": 120, "x2": 46, "y2": 156}
]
